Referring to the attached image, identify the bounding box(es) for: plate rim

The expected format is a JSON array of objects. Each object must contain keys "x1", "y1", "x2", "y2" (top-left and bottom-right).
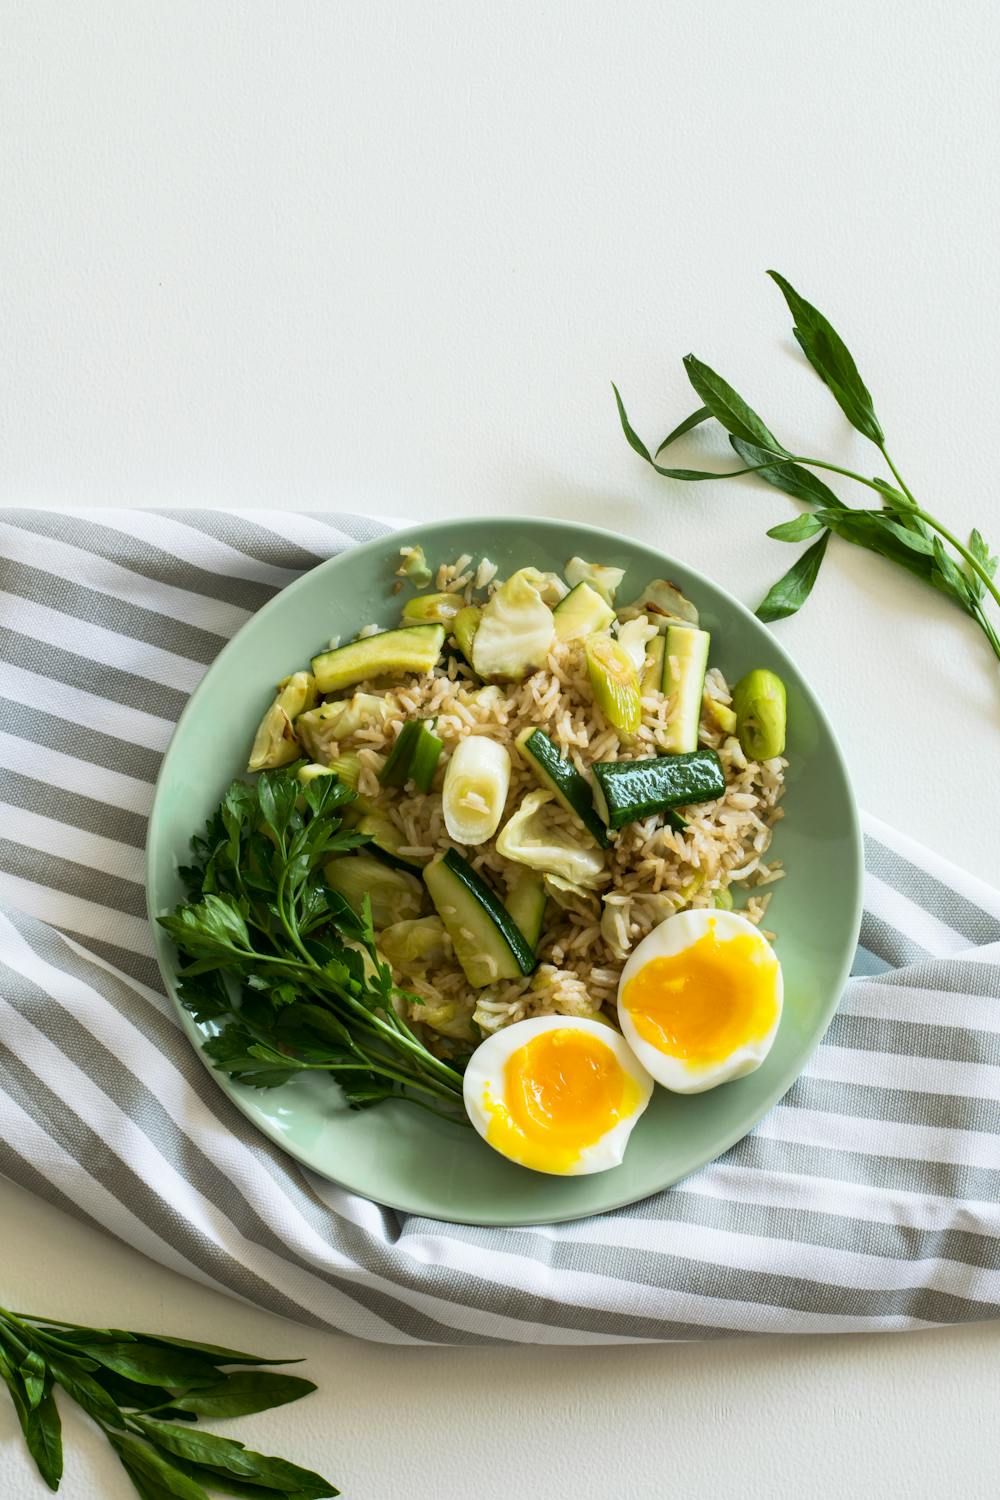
[{"x1": 146, "y1": 513, "x2": 864, "y2": 1226}]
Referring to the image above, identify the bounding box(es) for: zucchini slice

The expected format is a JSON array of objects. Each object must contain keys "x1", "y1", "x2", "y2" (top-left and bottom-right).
[
  {"x1": 515, "y1": 727, "x2": 610, "y2": 848},
  {"x1": 661, "y1": 626, "x2": 711, "y2": 753},
  {"x1": 504, "y1": 868, "x2": 547, "y2": 952},
  {"x1": 591, "y1": 750, "x2": 725, "y2": 830},
  {"x1": 357, "y1": 811, "x2": 429, "y2": 871},
  {"x1": 552, "y1": 581, "x2": 616, "y2": 642},
  {"x1": 311, "y1": 625, "x2": 445, "y2": 694},
  {"x1": 641, "y1": 635, "x2": 666, "y2": 695},
  {"x1": 424, "y1": 849, "x2": 537, "y2": 987}
]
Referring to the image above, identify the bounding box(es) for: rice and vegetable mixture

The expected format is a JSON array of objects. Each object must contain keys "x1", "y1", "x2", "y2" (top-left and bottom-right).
[{"x1": 248, "y1": 546, "x2": 788, "y2": 1053}]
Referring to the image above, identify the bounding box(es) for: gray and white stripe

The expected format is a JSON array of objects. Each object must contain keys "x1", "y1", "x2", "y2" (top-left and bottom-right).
[{"x1": 1, "y1": 508, "x2": 998, "y2": 1345}]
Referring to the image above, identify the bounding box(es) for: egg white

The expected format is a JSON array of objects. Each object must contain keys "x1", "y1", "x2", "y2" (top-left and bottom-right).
[
  {"x1": 463, "y1": 1014, "x2": 653, "y2": 1175},
  {"x1": 617, "y1": 908, "x2": 783, "y2": 1094}
]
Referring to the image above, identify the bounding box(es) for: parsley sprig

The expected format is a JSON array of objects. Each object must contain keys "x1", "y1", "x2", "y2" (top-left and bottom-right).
[
  {"x1": 0, "y1": 1305, "x2": 337, "y2": 1496},
  {"x1": 614, "y1": 270, "x2": 1000, "y2": 663},
  {"x1": 159, "y1": 769, "x2": 466, "y2": 1115}
]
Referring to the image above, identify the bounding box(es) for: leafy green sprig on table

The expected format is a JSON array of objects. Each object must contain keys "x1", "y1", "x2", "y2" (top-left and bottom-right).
[
  {"x1": 0, "y1": 1306, "x2": 337, "y2": 1496},
  {"x1": 159, "y1": 768, "x2": 466, "y2": 1116},
  {"x1": 613, "y1": 270, "x2": 1000, "y2": 663}
]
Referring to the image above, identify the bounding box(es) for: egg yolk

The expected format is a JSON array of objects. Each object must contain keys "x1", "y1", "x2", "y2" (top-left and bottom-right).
[
  {"x1": 482, "y1": 1028, "x2": 641, "y2": 1174},
  {"x1": 621, "y1": 921, "x2": 780, "y2": 1067}
]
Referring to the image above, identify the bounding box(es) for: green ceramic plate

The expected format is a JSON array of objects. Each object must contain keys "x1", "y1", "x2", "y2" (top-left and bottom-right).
[{"x1": 147, "y1": 516, "x2": 862, "y2": 1226}]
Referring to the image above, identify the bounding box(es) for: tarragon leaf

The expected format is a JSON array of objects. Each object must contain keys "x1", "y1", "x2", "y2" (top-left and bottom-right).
[
  {"x1": 654, "y1": 405, "x2": 711, "y2": 456},
  {"x1": 682, "y1": 355, "x2": 789, "y2": 455},
  {"x1": 729, "y1": 437, "x2": 846, "y2": 508},
  {"x1": 756, "y1": 532, "x2": 830, "y2": 622},
  {"x1": 766, "y1": 513, "x2": 826, "y2": 542},
  {"x1": 767, "y1": 271, "x2": 884, "y2": 444}
]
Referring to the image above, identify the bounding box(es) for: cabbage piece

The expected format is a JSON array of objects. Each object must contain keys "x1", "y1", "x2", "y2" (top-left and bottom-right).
[
  {"x1": 615, "y1": 615, "x2": 659, "y2": 674},
  {"x1": 623, "y1": 578, "x2": 700, "y2": 631},
  {"x1": 496, "y1": 789, "x2": 606, "y2": 888},
  {"x1": 542, "y1": 873, "x2": 600, "y2": 918},
  {"x1": 324, "y1": 852, "x2": 424, "y2": 928},
  {"x1": 513, "y1": 567, "x2": 569, "y2": 606},
  {"x1": 296, "y1": 692, "x2": 390, "y2": 762},
  {"x1": 564, "y1": 557, "x2": 626, "y2": 604},
  {"x1": 247, "y1": 703, "x2": 300, "y2": 772},
  {"x1": 246, "y1": 671, "x2": 318, "y2": 772},
  {"x1": 378, "y1": 915, "x2": 452, "y2": 970},
  {"x1": 471, "y1": 570, "x2": 555, "y2": 681}
]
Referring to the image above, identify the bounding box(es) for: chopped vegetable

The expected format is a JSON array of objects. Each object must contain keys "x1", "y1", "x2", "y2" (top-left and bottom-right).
[
  {"x1": 713, "y1": 886, "x2": 734, "y2": 910},
  {"x1": 623, "y1": 578, "x2": 699, "y2": 630},
  {"x1": 515, "y1": 726, "x2": 610, "y2": 847},
  {"x1": 584, "y1": 634, "x2": 642, "y2": 733},
  {"x1": 504, "y1": 868, "x2": 547, "y2": 950},
  {"x1": 397, "y1": 544, "x2": 432, "y2": 588},
  {"x1": 471, "y1": 569, "x2": 555, "y2": 680},
  {"x1": 732, "y1": 668, "x2": 787, "y2": 760},
  {"x1": 496, "y1": 788, "x2": 606, "y2": 888},
  {"x1": 325, "y1": 851, "x2": 424, "y2": 927},
  {"x1": 591, "y1": 750, "x2": 726, "y2": 829},
  {"x1": 564, "y1": 557, "x2": 626, "y2": 604},
  {"x1": 311, "y1": 624, "x2": 445, "y2": 694},
  {"x1": 378, "y1": 915, "x2": 451, "y2": 968},
  {"x1": 325, "y1": 751, "x2": 362, "y2": 791},
  {"x1": 381, "y1": 718, "x2": 443, "y2": 792},
  {"x1": 402, "y1": 591, "x2": 465, "y2": 625},
  {"x1": 542, "y1": 872, "x2": 600, "y2": 917},
  {"x1": 514, "y1": 566, "x2": 569, "y2": 605},
  {"x1": 297, "y1": 761, "x2": 335, "y2": 786},
  {"x1": 552, "y1": 581, "x2": 616, "y2": 641},
  {"x1": 617, "y1": 614, "x2": 659, "y2": 673},
  {"x1": 703, "y1": 695, "x2": 738, "y2": 735},
  {"x1": 296, "y1": 692, "x2": 390, "y2": 761},
  {"x1": 642, "y1": 635, "x2": 665, "y2": 694},
  {"x1": 424, "y1": 848, "x2": 536, "y2": 986},
  {"x1": 247, "y1": 702, "x2": 300, "y2": 772},
  {"x1": 246, "y1": 671, "x2": 318, "y2": 772},
  {"x1": 357, "y1": 810, "x2": 429, "y2": 869},
  {"x1": 662, "y1": 625, "x2": 711, "y2": 753},
  {"x1": 442, "y1": 735, "x2": 511, "y2": 844},
  {"x1": 452, "y1": 604, "x2": 481, "y2": 661}
]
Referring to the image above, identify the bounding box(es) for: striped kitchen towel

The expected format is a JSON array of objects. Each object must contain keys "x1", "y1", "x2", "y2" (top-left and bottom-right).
[{"x1": 1, "y1": 507, "x2": 999, "y2": 1345}]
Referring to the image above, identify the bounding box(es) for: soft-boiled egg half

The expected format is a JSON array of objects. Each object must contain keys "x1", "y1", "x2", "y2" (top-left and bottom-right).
[
  {"x1": 463, "y1": 1015, "x2": 653, "y2": 1175},
  {"x1": 617, "y1": 909, "x2": 783, "y2": 1094}
]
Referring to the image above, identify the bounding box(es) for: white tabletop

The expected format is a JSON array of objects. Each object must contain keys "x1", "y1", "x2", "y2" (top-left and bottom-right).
[{"x1": 2, "y1": 4, "x2": 999, "y2": 1496}]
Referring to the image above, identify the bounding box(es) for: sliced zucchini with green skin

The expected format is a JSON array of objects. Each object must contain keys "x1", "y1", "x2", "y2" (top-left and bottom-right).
[
  {"x1": 642, "y1": 635, "x2": 665, "y2": 695},
  {"x1": 357, "y1": 811, "x2": 430, "y2": 870},
  {"x1": 424, "y1": 849, "x2": 537, "y2": 987},
  {"x1": 451, "y1": 605, "x2": 480, "y2": 662},
  {"x1": 552, "y1": 582, "x2": 616, "y2": 642},
  {"x1": 504, "y1": 868, "x2": 547, "y2": 952},
  {"x1": 380, "y1": 718, "x2": 443, "y2": 791},
  {"x1": 401, "y1": 592, "x2": 464, "y2": 626},
  {"x1": 703, "y1": 695, "x2": 737, "y2": 735},
  {"x1": 591, "y1": 750, "x2": 725, "y2": 830},
  {"x1": 515, "y1": 727, "x2": 610, "y2": 848},
  {"x1": 661, "y1": 626, "x2": 711, "y2": 753},
  {"x1": 325, "y1": 852, "x2": 424, "y2": 927},
  {"x1": 311, "y1": 625, "x2": 445, "y2": 694}
]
